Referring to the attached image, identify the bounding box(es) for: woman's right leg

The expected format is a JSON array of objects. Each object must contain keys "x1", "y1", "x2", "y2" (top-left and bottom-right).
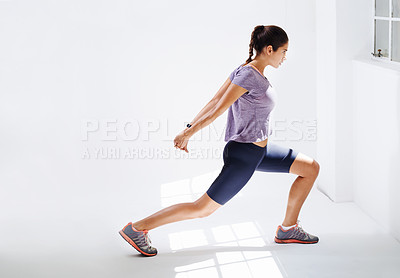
[
  {"x1": 132, "y1": 192, "x2": 221, "y2": 231},
  {"x1": 132, "y1": 140, "x2": 266, "y2": 231}
]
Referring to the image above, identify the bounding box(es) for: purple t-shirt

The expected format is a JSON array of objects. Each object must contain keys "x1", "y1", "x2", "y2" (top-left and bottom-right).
[{"x1": 224, "y1": 63, "x2": 277, "y2": 143}]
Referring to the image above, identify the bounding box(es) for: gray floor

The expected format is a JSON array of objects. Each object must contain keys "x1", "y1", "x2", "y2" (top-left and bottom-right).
[{"x1": 1, "y1": 170, "x2": 400, "y2": 278}]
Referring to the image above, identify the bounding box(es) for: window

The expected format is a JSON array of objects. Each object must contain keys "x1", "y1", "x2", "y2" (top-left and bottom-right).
[{"x1": 373, "y1": 0, "x2": 400, "y2": 63}]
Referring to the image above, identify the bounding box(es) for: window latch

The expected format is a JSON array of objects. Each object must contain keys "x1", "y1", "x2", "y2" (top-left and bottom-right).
[{"x1": 371, "y1": 49, "x2": 382, "y2": 57}]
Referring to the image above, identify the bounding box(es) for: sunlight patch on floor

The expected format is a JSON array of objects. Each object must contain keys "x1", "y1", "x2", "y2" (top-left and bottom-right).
[{"x1": 170, "y1": 221, "x2": 283, "y2": 278}]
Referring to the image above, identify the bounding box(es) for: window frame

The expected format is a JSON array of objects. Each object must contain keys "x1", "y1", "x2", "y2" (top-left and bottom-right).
[{"x1": 372, "y1": 0, "x2": 400, "y2": 64}]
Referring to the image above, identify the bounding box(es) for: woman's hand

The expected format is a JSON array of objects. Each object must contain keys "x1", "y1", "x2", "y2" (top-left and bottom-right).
[{"x1": 174, "y1": 130, "x2": 190, "y2": 153}]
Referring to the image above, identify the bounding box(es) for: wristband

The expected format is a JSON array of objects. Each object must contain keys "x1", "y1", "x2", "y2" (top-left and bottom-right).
[{"x1": 186, "y1": 123, "x2": 192, "y2": 128}]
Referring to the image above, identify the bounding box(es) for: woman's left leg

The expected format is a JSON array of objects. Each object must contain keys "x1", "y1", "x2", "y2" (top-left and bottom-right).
[
  {"x1": 255, "y1": 142, "x2": 320, "y2": 226},
  {"x1": 283, "y1": 152, "x2": 320, "y2": 226}
]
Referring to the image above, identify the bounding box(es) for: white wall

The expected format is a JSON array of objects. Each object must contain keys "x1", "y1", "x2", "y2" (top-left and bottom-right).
[
  {"x1": 316, "y1": 0, "x2": 400, "y2": 241},
  {"x1": 316, "y1": 0, "x2": 372, "y2": 201},
  {"x1": 0, "y1": 0, "x2": 317, "y2": 237},
  {"x1": 315, "y1": 0, "x2": 338, "y2": 200},
  {"x1": 353, "y1": 60, "x2": 400, "y2": 242}
]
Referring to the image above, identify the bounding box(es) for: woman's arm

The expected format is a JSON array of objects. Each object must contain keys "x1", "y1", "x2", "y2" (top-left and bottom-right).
[
  {"x1": 187, "y1": 98, "x2": 218, "y2": 129},
  {"x1": 183, "y1": 82, "x2": 248, "y2": 138},
  {"x1": 186, "y1": 77, "x2": 232, "y2": 127}
]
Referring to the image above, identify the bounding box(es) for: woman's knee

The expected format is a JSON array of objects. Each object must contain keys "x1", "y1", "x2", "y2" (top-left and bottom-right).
[
  {"x1": 304, "y1": 160, "x2": 320, "y2": 179},
  {"x1": 312, "y1": 160, "x2": 320, "y2": 178},
  {"x1": 192, "y1": 193, "x2": 222, "y2": 218},
  {"x1": 290, "y1": 153, "x2": 320, "y2": 178}
]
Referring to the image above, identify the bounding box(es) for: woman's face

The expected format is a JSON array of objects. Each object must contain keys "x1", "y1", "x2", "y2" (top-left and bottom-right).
[{"x1": 270, "y1": 42, "x2": 288, "y2": 68}]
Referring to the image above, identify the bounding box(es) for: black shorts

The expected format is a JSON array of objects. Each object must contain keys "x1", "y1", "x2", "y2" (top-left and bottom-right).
[{"x1": 206, "y1": 140, "x2": 299, "y2": 205}]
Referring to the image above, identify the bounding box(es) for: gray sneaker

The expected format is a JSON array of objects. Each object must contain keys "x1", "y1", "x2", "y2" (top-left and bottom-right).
[
  {"x1": 119, "y1": 222, "x2": 158, "y2": 256},
  {"x1": 274, "y1": 220, "x2": 319, "y2": 244}
]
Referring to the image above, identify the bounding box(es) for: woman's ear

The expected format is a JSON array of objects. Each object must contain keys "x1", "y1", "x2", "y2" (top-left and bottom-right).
[{"x1": 265, "y1": 45, "x2": 273, "y2": 55}]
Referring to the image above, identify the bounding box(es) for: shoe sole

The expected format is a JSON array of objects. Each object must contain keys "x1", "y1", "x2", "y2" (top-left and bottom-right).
[
  {"x1": 119, "y1": 230, "x2": 157, "y2": 256},
  {"x1": 274, "y1": 237, "x2": 318, "y2": 244}
]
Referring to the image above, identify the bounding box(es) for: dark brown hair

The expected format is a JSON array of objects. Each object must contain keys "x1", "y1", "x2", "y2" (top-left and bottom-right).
[{"x1": 245, "y1": 25, "x2": 289, "y2": 65}]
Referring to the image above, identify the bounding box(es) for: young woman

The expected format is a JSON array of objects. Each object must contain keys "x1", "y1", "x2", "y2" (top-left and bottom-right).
[{"x1": 119, "y1": 25, "x2": 320, "y2": 256}]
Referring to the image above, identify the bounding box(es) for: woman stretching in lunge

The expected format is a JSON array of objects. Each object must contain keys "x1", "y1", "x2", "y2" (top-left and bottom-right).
[{"x1": 119, "y1": 25, "x2": 320, "y2": 256}]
